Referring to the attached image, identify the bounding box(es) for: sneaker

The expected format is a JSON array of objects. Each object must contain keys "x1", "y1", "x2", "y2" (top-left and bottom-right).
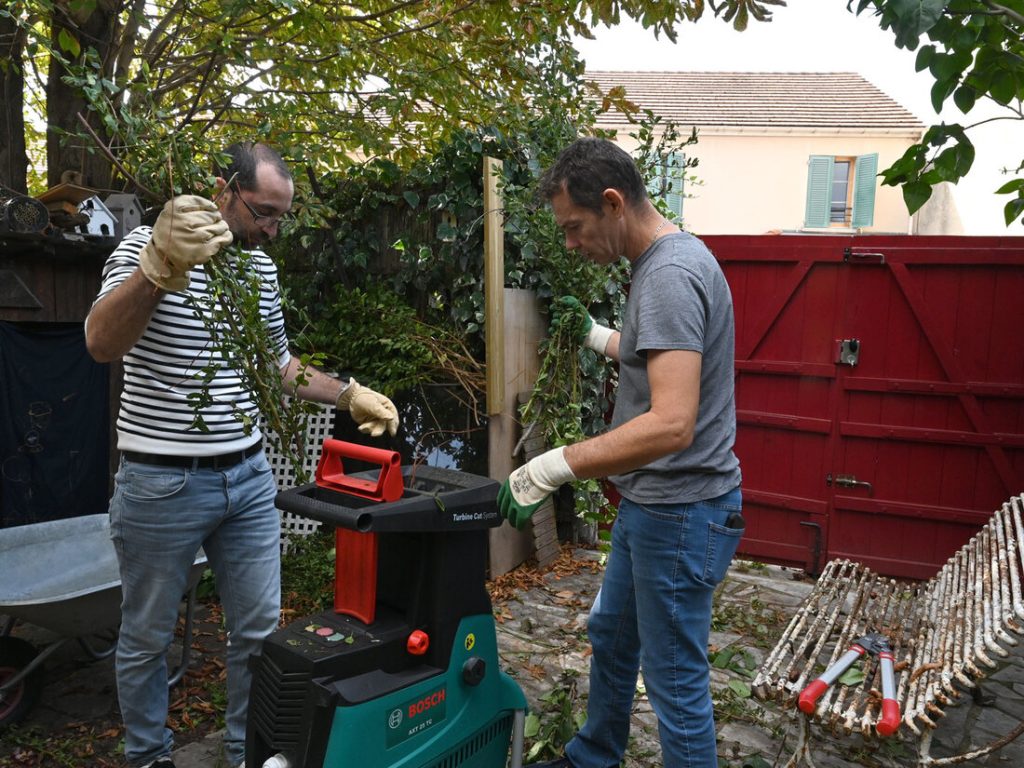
[
  {"x1": 138, "y1": 759, "x2": 175, "y2": 768},
  {"x1": 526, "y1": 758, "x2": 573, "y2": 768}
]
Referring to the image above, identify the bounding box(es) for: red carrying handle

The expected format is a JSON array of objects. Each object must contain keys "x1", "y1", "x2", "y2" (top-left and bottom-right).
[{"x1": 315, "y1": 438, "x2": 403, "y2": 502}]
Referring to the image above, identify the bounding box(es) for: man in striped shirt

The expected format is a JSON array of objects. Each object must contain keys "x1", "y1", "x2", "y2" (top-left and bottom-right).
[{"x1": 85, "y1": 142, "x2": 398, "y2": 768}]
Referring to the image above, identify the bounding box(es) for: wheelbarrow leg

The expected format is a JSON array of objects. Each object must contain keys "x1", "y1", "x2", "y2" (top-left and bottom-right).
[
  {"x1": 508, "y1": 708, "x2": 526, "y2": 768},
  {"x1": 168, "y1": 582, "x2": 199, "y2": 688}
]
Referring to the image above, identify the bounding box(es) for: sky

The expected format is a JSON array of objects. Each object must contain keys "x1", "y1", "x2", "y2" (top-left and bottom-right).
[{"x1": 572, "y1": 0, "x2": 1022, "y2": 235}]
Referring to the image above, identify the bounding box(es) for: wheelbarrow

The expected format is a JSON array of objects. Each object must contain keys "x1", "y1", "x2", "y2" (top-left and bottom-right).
[{"x1": 0, "y1": 514, "x2": 207, "y2": 727}]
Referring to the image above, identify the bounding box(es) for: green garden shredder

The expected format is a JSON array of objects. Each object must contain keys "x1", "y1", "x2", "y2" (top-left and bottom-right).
[{"x1": 245, "y1": 439, "x2": 527, "y2": 768}]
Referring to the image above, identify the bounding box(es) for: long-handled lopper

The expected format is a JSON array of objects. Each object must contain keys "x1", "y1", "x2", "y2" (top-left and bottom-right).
[{"x1": 797, "y1": 631, "x2": 901, "y2": 736}]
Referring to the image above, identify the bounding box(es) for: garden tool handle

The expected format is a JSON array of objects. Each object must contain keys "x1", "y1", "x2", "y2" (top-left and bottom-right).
[
  {"x1": 876, "y1": 649, "x2": 901, "y2": 736},
  {"x1": 797, "y1": 644, "x2": 866, "y2": 714}
]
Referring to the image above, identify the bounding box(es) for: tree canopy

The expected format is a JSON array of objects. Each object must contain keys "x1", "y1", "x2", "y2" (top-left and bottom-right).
[
  {"x1": 0, "y1": 0, "x2": 782, "y2": 200},
  {"x1": 853, "y1": 0, "x2": 1024, "y2": 226},
  {"x1": 2, "y1": 1, "x2": 1017, "y2": 224}
]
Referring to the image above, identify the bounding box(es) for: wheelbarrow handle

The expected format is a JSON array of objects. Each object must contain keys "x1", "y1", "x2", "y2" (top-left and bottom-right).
[
  {"x1": 876, "y1": 649, "x2": 901, "y2": 736},
  {"x1": 798, "y1": 645, "x2": 866, "y2": 714}
]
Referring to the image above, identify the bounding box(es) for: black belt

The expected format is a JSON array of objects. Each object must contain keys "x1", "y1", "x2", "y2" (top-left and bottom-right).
[{"x1": 122, "y1": 439, "x2": 263, "y2": 470}]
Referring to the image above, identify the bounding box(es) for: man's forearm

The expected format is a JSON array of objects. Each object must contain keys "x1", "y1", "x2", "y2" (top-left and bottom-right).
[
  {"x1": 85, "y1": 268, "x2": 164, "y2": 362},
  {"x1": 280, "y1": 357, "x2": 347, "y2": 405}
]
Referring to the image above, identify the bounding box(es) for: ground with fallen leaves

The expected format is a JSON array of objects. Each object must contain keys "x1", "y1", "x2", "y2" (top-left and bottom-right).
[{"x1": 1, "y1": 601, "x2": 230, "y2": 768}]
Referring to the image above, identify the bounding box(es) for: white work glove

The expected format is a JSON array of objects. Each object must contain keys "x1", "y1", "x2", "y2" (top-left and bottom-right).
[
  {"x1": 497, "y1": 446, "x2": 577, "y2": 529},
  {"x1": 336, "y1": 378, "x2": 399, "y2": 437},
  {"x1": 583, "y1": 320, "x2": 615, "y2": 355},
  {"x1": 139, "y1": 195, "x2": 233, "y2": 292}
]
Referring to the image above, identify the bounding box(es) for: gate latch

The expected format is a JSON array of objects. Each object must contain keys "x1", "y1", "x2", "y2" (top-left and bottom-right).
[
  {"x1": 836, "y1": 339, "x2": 860, "y2": 366},
  {"x1": 826, "y1": 473, "x2": 873, "y2": 493}
]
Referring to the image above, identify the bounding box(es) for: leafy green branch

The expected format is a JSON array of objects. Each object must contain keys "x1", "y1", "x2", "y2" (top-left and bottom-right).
[{"x1": 852, "y1": 0, "x2": 1024, "y2": 225}]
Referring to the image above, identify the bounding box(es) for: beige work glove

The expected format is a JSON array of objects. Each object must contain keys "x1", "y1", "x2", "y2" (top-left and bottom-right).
[
  {"x1": 139, "y1": 195, "x2": 233, "y2": 292},
  {"x1": 336, "y1": 378, "x2": 400, "y2": 437}
]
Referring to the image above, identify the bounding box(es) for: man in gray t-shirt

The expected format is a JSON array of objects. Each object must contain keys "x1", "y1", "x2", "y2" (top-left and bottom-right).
[
  {"x1": 497, "y1": 138, "x2": 743, "y2": 768},
  {"x1": 609, "y1": 231, "x2": 741, "y2": 502}
]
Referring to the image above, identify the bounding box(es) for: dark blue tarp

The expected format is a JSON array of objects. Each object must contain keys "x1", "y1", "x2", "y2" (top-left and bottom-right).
[{"x1": 0, "y1": 322, "x2": 109, "y2": 527}]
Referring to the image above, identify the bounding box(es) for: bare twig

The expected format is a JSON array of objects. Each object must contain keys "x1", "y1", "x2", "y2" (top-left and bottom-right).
[{"x1": 75, "y1": 112, "x2": 162, "y2": 203}]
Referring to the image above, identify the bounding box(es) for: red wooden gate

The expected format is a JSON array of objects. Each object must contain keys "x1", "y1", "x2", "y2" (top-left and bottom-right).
[{"x1": 706, "y1": 235, "x2": 1024, "y2": 580}]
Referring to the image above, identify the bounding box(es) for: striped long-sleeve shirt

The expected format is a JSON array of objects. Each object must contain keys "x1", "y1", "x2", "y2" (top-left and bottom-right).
[{"x1": 93, "y1": 226, "x2": 290, "y2": 455}]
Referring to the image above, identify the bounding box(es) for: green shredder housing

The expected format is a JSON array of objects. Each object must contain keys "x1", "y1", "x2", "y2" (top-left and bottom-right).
[{"x1": 246, "y1": 464, "x2": 527, "y2": 768}]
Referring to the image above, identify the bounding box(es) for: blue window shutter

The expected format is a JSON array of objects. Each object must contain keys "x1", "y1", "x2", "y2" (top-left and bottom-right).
[
  {"x1": 851, "y1": 153, "x2": 878, "y2": 228},
  {"x1": 665, "y1": 152, "x2": 684, "y2": 218},
  {"x1": 642, "y1": 152, "x2": 663, "y2": 198},
  {"x1": 805, "y1": 156, "x2": 833, "y2": 228}
]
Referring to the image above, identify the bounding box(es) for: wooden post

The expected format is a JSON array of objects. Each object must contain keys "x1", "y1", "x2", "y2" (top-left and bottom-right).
[
  {"x1": 483, "y1": 157, "x2": 538, "y2": 576},
  {"x1": 484, "y1": 156, "x2": 504, "y2": 418}
]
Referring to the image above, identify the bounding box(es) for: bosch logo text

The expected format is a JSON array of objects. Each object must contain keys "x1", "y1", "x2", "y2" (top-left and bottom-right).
[{"x1": 408, "y1": 689, "x2": 446, "y2": 718}]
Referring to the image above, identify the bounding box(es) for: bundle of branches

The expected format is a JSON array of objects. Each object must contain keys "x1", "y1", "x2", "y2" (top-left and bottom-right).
[
  {"x1": 188, "y1": 240, "x2": 326, "y2": 479},
  {"x1": 520, "y1": 301, "x2": 615, "y2": 535}
]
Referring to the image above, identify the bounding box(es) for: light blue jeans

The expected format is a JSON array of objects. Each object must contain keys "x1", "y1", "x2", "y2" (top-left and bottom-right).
[
  {"x1": 109, "y1": 451, "x2": 281, "y2": 767},
  {"x1": 565, "y1": 487, "x2": 743, "y2": 768}
]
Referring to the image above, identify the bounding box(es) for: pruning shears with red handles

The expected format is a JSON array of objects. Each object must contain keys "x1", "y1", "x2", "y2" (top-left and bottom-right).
[{"x1": 797, "y1": 631, "x2": 901, "y2": 736}]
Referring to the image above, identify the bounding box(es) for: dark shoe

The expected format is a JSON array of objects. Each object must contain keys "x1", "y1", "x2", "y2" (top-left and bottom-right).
[
  {"x1": 138, "y1": 758, "x2": 175, "y2": 768},
  {"x1": 526, "y1": 758, "x2": 573, "y2": 768}
]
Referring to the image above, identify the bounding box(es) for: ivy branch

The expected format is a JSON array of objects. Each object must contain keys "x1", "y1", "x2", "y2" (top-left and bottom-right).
[{"x1": 520, "y1": 302, "x2": 616, "y2": 535}]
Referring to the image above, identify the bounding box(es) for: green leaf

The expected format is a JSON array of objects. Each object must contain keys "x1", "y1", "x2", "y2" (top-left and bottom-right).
[
  {"x1": 437, "y1": 221, "x2": 457, "y2": 242},
  {"x1": 728, "y1": 679, "x2": 752, "y2": 698},
  {"x1": 952, "y1": 85, "x2": 977, "y2": 113},
  {"x1": 58, "y1": 28, "x2": 81, "y2": 58},
  {"x1": 915, "y1": 44, "x2": 935, "y2": 72},
  {"x1": 838, "y1": 665, "x2": 866, "y2": 686},
  {"x1": 890, "y1": 0, "x2": 949, "y2": 37},
  {"x1": 903, "y1": 180, "x2": 934, "y2": 214},
  {"x1": 990, "y1": 70, "x2": 1020, "y2": 105},
  {"x1": 995, "y1": 179, "x2": 1024, "y2": 195},
  {"x1": 930, "y1": 76, "x2": 957, "y2": 112},
  {"x1": 712, "y1": 647, "x2": 736, "y2": 669},
  {"x1": 402, "y1": 191, "x2": 420, "y2": 208},
  {"x1": 1005, "y1": 196, "x2": 1024, "y2": 226},
  {"x1": 523, "y1": 713, "x2": 540, "y2": 739}
]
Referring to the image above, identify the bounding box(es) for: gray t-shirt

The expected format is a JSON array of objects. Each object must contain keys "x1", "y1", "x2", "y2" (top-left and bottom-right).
[{"x1": 608, "y1": 232, "x2": 742, "y2": 503}]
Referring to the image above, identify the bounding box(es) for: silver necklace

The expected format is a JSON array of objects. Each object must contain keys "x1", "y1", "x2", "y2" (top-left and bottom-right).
[{"x1": 648, "y1": 219, "x2": 669, "y2": 250}]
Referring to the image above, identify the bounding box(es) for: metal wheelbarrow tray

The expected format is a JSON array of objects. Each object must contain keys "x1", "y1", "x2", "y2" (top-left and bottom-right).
[{"x1": 0, "y1": 513, "x2": 206, "y2": 726}]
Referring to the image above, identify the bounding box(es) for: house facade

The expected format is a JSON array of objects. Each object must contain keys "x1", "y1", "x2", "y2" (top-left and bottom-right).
[{"x1": 587, "y1": 71, "x2": 954, "y2": 235}]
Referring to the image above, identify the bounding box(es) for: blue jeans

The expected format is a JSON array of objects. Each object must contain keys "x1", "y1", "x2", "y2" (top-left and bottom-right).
[
  {"x1": 565, "y1": 487, "x2": 743, "y2": 768},
  {"x1": 109, "y1": 451, "x2": 281, "y2": 767}
]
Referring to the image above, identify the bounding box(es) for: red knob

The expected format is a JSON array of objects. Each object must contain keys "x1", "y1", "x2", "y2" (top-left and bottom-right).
[{"x1": 407, "y1": 630, "x2": 430, "y2": 656}]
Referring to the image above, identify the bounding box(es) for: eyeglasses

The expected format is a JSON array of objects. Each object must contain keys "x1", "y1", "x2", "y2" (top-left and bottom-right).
[{"x1": 231, "y1": 182, "x2": 291, "y2": 227}]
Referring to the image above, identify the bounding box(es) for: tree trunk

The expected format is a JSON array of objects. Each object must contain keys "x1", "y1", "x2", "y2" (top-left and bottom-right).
[
  {"x1": 0, "y1": 14, "x2": 28, "y2": 194},
  {"x1": 46, "y1": 5, "x2": 120, "y2": 191}
]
